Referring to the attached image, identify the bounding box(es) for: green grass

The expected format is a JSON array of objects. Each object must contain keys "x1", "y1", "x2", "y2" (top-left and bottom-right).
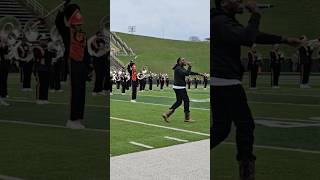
[
  {"x1": 212, "y1": 74, "x2": 320, "y2": 180},
  {"x1": 116, "y1": 32, "x2": 210, "y2": 76},
  {"x1": 110, "y1": 84, "x2": 210, "y2": 156},
  {"x1": 37, "y1": 0, "x2": 109, "y2": 36},
  {"x1": 0, "y1": 74, "x2": 108, "y2": 180}
]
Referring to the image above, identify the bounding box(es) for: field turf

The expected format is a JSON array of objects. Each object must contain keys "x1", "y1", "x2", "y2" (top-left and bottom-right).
[
  {"x1": 110, "y1": 82, "x2": 210, "y2": 156},
  {"x1": 0, "y1": 74, "x2": 108, "y2": 180},
  {"x1": 212, "y1": 74, "x2": 320, "y2": 180}
]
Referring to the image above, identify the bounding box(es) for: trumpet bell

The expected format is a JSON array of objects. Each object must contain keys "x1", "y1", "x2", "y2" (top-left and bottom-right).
[
  {"x1": 23, "y1": 20, "x2": 39, "y2": 42},
  {"x1": 0, "y1": 16, "x2": 21, "y2": 41}
]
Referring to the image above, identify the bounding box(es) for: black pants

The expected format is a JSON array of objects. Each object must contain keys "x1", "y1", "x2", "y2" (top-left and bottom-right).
[
  {"x1": 116, "y1": 81, "x2": 120, "y2": 89},
  {"x1": 139, "y1": 79, "x2": 143, "y2": 91},
  {"x1": 160, "y1": 81, "x2": 164, "y2": 90},
  {"x1": 0, "y1": 60, "x2": 10, "y2": 98},
  {"x1": 110, "y1": 80, "x2": 113, "y2": 93},
  {"x1": 204, "y1": 80, "x2": 208, "y2": 88},
  {"x1": 249, "y1": 70, "x2": 258, "y2": 88},
  {"x1": 121, "y1": 81, "x2": 126, "y2": 94},
  {"x1": 149, "y1": 80, "x2": 153, "y2": 90},
  {"x1": 21, "y1": 61, "x2": 33, "y2": 89},
  {"x1": 93, "y1": 57, "x2": 106, "y2": 93},
  {"x1": 166, "y1": 80, "x2": 169, "y2": 87},
  {"x1": 301, "y1": 63, "x2": 311, "y2": 84},
  {"x1": 271, "y1": 66, "x2": 280, "y2": 86},
  {"x1": 157, "y1": 80, "x2": 159, "y2": 87},
  {"x1": 70, "y1": 60, "x2": 87, "y2": 121},
  {"x1": 50, "y1": 61, "x2": 63, "y2": 90},
  {"x1": 37, "y1": 71, "x2": 50, "y2": 100},
  {"x1": 132, "y1": 80, "x2": 137, "y2": 100},
  {"x1": 170, "y1": 88, "x2": 190, "y2": 113},
  {"x1": 211, "y1": 85, "x2": 256, "y2": 161}
]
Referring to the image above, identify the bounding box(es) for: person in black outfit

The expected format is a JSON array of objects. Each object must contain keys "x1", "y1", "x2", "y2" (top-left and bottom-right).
[
  {"x1": 203, "y1": 74, "x2": 208, "y2": 89},
  {"x1": 187, "y1": 77, "x2": 191, "y2": 89},
  {"x1": 299, "y1": 36, "x2": 313, "y2": 88},
  {"x1": 148, "y1": 72, "x2": 153, "y2": 91},
  {"x1": 0, "y1": 40, "x2": 10, "y2": 106},
  {"x1": 247, "y1": 45, "x2": 260, "y2": 89},
  {"x1": 270, "y1": 44, "x2": 283, "y2": 88},
  {"x1": 18, "y1": 38, "x2": 34, "y2": 91},
  {"x1": 162, "y1": 57, "x2": 202, "y2": 123},
  {"x1": 34, "y1": 36, "x2": 52, "y2": 104},
  {"x1": 211, "y1": 1, "x2": 301, "y2": 179}
]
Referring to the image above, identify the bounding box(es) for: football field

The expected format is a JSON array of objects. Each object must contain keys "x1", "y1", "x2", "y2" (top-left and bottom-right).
[
  {"x1": 213, "y1": 74, "x2": 320, "y2": 180},
  {"x1": 110, "y1": 84, "x2": 210, "y2": 156},
  {"x1": 0, "y1": 73, "x2": 108, "y2": 180}
]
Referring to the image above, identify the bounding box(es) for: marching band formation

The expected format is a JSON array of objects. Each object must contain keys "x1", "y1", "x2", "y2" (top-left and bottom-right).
[
  {"x1": 0, "y1": 2, "x2": 108, "y2": 129},
  {"x1": 109, "y1": 64, "x2": 210, "y2": 96},
  {"x1": 247, "y1": 37, "x2": 320, "y2": 89}
]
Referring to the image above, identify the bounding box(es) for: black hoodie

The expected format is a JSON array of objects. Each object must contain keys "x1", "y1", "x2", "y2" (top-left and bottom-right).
[
  {"x1": 173, "y1": 64, "x2": 199, "y2": 87},
  {"x1": 211, "y1": 8, "x2": 283, "y2": 80}
]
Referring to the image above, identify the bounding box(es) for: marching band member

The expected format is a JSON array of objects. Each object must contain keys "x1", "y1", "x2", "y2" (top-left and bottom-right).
[
  {"x1": 56, "y1": 3, "x2": 91, "y2": 129},
  {"x1": 299, "y1": 36, "x2": 313, "y2": 88},
  {"x1": 194, "y1": 76, "x2": 199, "y2": 89},
  {"x1": 203, "y1": 73, "x2": 208, "y2": 89},
  {"x1": 187, "y1": 77, "x2": 191, "y2": 89},
  {"x1": 270, "y1": 44, "x2": 283, "y2": 88},
  {"x1": 50, "y1": 39, "x2": 65, "y2": 92},
  {"x1": 89, "y1": 31, "x2": 108, "y2": 96},
  {"x1": 148, "y1": 72, "x2": 153, "y2": 91},
  {"x1": 156, "y1": 73, "x2": 160, "y2": 87},
  {"x1": 248, "y1": 45, "x2": 261, "y2": 89},
  {"x1": 137, "y1": 71, "x2": 144, "y2": 92},
  {"x1": 18, "y1": 37, "x2": 34, "y2": 91},
  {"x1": 165, "y1": 74, "x2": 169, "y2": 87},
  {"x1": 131, "y1": 62, "x2": 138, "y2": 102},
  {"x1": 0, "y1": 38, "x2": 10, "y2": 106},
  {"x1": 33, "y1": 35, "x2": 51, "y2": 105},
  {"x1": 160, "y1": 73, "x2": 165, "y2": 91},
  {"x1": 116, "y1": 70, "x2": 121, "y2": 89}
]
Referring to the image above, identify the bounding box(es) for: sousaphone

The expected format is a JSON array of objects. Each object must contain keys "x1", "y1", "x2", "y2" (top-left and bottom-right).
[{"x1": 0, "y1": 16, "x2": 21, "y2": 44}]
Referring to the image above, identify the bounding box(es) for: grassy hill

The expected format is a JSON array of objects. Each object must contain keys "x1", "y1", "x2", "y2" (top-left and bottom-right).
[
  {"x1": 116, "y1": 32, "x2": 210, "y2": 76},
  {"x1": 37, "y1": 0, "x2": 108, "y2": 36},
  {"x1": 212, "y1": 0, "x2": 320, "y2": 59}
]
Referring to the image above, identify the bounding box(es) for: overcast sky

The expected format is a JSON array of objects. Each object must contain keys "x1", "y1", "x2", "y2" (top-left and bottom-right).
[{"x1": 110, "y1": 0, "x2": 210, "y2": 41}]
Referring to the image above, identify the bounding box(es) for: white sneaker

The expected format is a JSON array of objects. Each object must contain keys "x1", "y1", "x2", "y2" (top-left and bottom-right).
[
  {"x1": 66, "y1": 120, "x2": 85, "y2": 129},
  {"x1": 272, "y1": 86, "x2": 280, "y2": 89},
  {"x1": 300, "y1": 84, "x2": 311, "y2": 89},
  {"x1": 42, "y1": 100, "x2": 50, "y2": 104},
  {"x1": 36, "y1": 100, "x2": 44, "y2": 105},
  {"x1": 92, "y1": 92, "x2": 98, "y2": 96},
  {"x1": 98, "y1": 92, "x2": 106, "y2": 96},
  {"x1": 110, "y1": 92, "x2": 113, "y2": 95},
  {"x1": 49, "y1": 89, "x2": 56, "y2": 93},
  {"x1": 130, "y1": 100, "x2": 136, "y2": 103},
  {"x1": 0, "y1": 98, "x2": 10, "y2": 106},
  {"x1": 57, "y1": 89, "x2": 64, "y2": 93},
  {"x1": 121, "y1": 93, "x2": 125, "y2": 95}
]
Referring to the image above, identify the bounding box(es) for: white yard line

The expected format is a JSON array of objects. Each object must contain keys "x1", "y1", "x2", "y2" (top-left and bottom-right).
[
  {"x1": 0, "y1": 175, "x2": 24, "y2": 180},
  {"x1": 0, "y1": 119, "x2": 108, "y2": 133},
  {"x1": 224, "y1": 142, "x2": 320, "y2": 154},
  {"x1": 164, "y1": 136, "x2": 189, "y2": 143},
  {"x1": 111, "y1": 99, "x2": 209, "y2": 111},
  {"x1": 111, "y1": 117, "x2": 210, "y2": 137},
  {"x1": 129, "y1": 141, "x2": 154, "y2": 149},
  {"x1": 5, "y1": 98, "x2": 108, "y2": 108}
]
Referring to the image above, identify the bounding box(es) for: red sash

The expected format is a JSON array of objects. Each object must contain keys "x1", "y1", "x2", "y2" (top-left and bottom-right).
[{"x1": 69, "y1": 28, "x2": 86, "y2": 61}]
